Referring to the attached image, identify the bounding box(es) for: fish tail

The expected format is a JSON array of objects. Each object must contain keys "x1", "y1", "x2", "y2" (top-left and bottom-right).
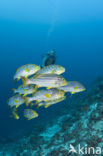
[
  {"x1": 12, "y1": 111, "x2": 20, "y2": 120},
  {"x1": 32, "y1": 86, "x2": 39, "y2": 96},
  {"x1": 22, "y1": 96, "x2": 30, "y2": 106},
  {"x1": 33, "y1": 87, "x2": 38, "y2": 94},
  {"x1": 36, "y1": 104, "x2": 41, "y2": 108},
  {"x1": 44, "y1": 104, "x2": 50, "y2": 108},
  {"x1": 21, "y1": 77, "x2": 28, "y2": 87}
]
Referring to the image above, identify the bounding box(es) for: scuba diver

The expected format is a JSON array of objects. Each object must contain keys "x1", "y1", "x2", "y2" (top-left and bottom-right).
[{"x1": 42, "y1": 50, "x2": 56, "y2": 67}]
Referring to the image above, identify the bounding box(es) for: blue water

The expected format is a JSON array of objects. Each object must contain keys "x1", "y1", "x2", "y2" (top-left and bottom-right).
[{"x1": 0, "y1": 0, "x2": 103, "y2": 140}]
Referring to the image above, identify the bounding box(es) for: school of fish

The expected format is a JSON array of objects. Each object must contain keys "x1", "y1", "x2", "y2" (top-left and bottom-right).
[{"x1": 8, "y1": 64, "x2": 86, "y2": 120}]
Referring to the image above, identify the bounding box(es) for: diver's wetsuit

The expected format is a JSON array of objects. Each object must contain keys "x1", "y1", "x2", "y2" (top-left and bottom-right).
[
  {"x1": 44, "y1": 55, "x2": 56, "y2": 66},
  {"x1": 42, "y1": 50, "x2": 56, "y2": 67}
]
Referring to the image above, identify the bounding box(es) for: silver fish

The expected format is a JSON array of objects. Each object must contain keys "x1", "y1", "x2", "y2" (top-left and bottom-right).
[
  {"x1": 24, "y1": 109, "x2": 38, "y2": 120},
  {"x1": 58, "y1": 81, "x2": 86, "y2": 94},
  {"x1": 22, "y1": 74, "x2": 68, "y2": 88},
  {"x1": 14, "y1": 64, "x2": 40, "y2": 81}
]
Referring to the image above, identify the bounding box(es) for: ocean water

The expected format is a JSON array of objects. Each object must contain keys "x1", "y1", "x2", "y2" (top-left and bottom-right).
[{"x1": 0, "y1": 0, "x2": 103, "y2": 155}]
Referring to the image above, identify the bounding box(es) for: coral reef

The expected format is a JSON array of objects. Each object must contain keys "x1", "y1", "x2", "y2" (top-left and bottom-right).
[{"x1": 1, "y1": 78, "x2": 103, "y2": 156}]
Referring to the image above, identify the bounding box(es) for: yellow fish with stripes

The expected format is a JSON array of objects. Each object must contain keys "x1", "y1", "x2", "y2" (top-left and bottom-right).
[
  {"x1": 36, "y1": 64, "x2": 65, "y2": 75},
  {"x1": 58, "y1": 81, "x2": 86, "y2": 94},
  {"x1": 22, "y1": 74, "x2": 68, "y2": 88},
  {"x1": 12, "y1": 84, "x2": 36, "y2": 97},
  {"x1": 36, "y1": 96, "x2": 66, "y2": 108},
  {"x1": 8, "y1": 95, "x2": 25, "y2": 108},
  {"x1": 24, "y1": 109, "x2": 38, "y2": 120},
  {"x1": 23, "y1": 88, "x2": 65, "y2": 106}
]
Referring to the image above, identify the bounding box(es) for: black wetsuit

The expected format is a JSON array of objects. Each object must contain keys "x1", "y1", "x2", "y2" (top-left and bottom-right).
[{"x1": 44, "y1": 55, "x2": 56, "y2": 66}]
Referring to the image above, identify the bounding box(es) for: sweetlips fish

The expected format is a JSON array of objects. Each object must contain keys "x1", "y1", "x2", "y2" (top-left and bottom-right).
[
  {"x1": 24, "y1": 109, "x2": 38, "y2": 120},
  {"x1": 8, "y1": 95, "x2": 25, "y2": 108},
  {"x1": 36, "y1": 96, "x2": 66, "y2": 108},
  {"x1": 35, "y1": 64, "x2": 65, "y2": 75},
  {"x1": 22, "y1": 74, "x2": 68, "y2": 88},
  {"x1": 58, "y1": 81, "x2": 86, "y2": 94},
  {"x1": 12, "y1": 85, "x2": 36, "y2": 96},
  {"x1": 23, "y1": 88, "x2": 65, "y2": 106},
  {"x1": 14, "y1": 64, "x2": 40, "y2": 81}
]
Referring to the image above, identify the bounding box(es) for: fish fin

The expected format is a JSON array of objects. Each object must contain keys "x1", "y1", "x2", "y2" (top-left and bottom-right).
[
  {"x1": 24, "y1": 115, "x2": 31, "y2": 120},
  {"x1": 71, "y1": 91, "x2": 75, "y2": 94},
  {"x1": 22, "y1": 96, "x2": 29, "y2": 106},
  {"x1": 35, "y1": 100, "x2": 41, "y2": 104},
  {"x1": 21, "y1": 77, "x2": 28, "y2": 87},
  {"x1": 35, "y1": 85, "x2": 40, "y2": 89},
  {"x1": 12, "y1": 111, "x2": 20, "y2": 120},
  {"x1": 32, "y1": 91, "x2": 36, "y2": 96},
  {"x1": 33, "y1": 74, "x2": 39, "y2": 79},
  {"x1": 32, "y1": 90, "x2": 37, "y2": 95},
  {"x1": 44, "y1": 94, "x2": 51, "y2": 98},
  {"x1": 15, "y1": 117, "x2": 19, "y2": 120},
  {"x1": 31, "y1": 85, "x2": 39, "y2": 94},
  {"x1": 44, "y1": 104, "x2": 50, "y2": 108},
  {"x1": 32, "y1": 110, "x2": 38, "y2": 116},
  {"x1": 25, "y1": 101, "x2": 30, "y2": 107},
  {"x1": 33, "y1": 86, "x2": 37, "y2": 93},
  {"x1": 23, "y1": 93, "x2": 27, "y2": 97},
  {"x1": 15, "y1": 105, "x2": 20, "y2": 109},
  {"x1": 44, "y1": 100, "x2": 48, "y2": 102},
  {"x1": 12, "y1": 88, "x2": 15, "y2": 93},
  {"x1": 47, "y1": 87, "x2": 52, "y2": 89},
  {"x1": 25, "y1": 68, "x2": 30, "y2": 72},
  {"x1": 32, "y1": 94, "x2": 35, "y2": 97},
  {"x1": 36, "y1": 105, "x2": 41, "y2": 108}
]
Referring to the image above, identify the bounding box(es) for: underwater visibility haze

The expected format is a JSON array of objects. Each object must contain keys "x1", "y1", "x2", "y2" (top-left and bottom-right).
[{"x1": 0, "y1": 0, "x2": 103, "y2": 155}]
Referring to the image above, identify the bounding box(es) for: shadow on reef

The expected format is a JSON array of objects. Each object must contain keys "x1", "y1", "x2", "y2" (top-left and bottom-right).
[{"x1": 1, "y1": 77, "x2": 103, "y2": 156}]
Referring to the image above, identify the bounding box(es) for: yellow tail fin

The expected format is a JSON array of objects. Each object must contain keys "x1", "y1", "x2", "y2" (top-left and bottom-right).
[
  {"x1": 22, "y1": 96, "x2": 30, "y2": 106},
  {"x1": 44, "y1": 104, "x2": 50, "y2": 108},
  {"x1": 21, "y1": 77, "x2": 28, "y2": 87},
  {"x1": 23, "y1": 93, "x2": 28, "y2": 97},
  {"x1": 25, "y1": 100, "x2": 30, "y2": 107},
  {"x1": 36, "y1": 104, "x2": 41, "y2": 108}
]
